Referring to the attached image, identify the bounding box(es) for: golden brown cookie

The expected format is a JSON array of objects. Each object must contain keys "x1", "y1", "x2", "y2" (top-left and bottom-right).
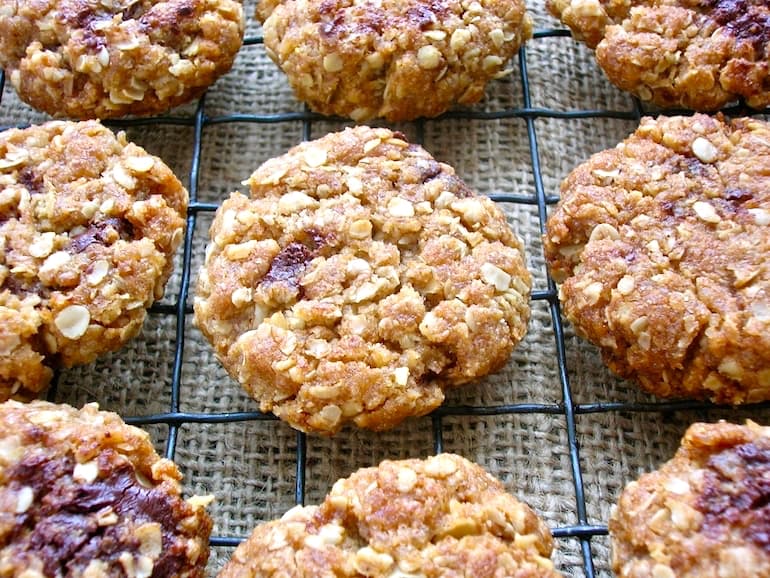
[
  {"x1": 256, "y1": 0, "x2": 532, "y2": 122},
  {"x1": 218, "y1": 453, "x2": 562, "y2": 578},
  {"x1": 0, "y1": 120, "x2": 188, "y2": 401},
  {"x1": 609, "y1": 420, "x2": 770, "y2": 578},
  {"x1": 0, "y1": 400, "x2": 213, "y2": 577},
  {"x1": 0, "y1": 0, "x2": 244, "y2": 119},
  {"x1": 194, "y1": 126, "x2": 531, "y2": 434},
  {"x1": 547, "y1": 0, "x2": 770, "y2": 111},
  {"x1": 544, "y1": 114, "x2": 770, "y2": 404}
]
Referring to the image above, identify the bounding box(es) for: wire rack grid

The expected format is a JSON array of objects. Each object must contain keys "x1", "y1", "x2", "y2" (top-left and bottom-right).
[{"x1": 1, "y1": 2, "x2": 770, "y2": 575}]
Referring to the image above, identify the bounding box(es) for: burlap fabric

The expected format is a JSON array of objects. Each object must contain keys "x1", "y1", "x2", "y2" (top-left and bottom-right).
[{"x1": 1, "y1": 1, "x2": 768, "y2": 575}]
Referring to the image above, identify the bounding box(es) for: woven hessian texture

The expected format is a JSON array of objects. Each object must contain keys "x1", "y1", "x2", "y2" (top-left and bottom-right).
[{"x1": 1, "y1": 0, "x2": 769, "y2": 575}]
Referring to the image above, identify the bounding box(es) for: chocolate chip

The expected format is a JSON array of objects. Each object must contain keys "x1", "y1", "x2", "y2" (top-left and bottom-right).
[
  {"x1": 708, "y1": 0, "x2": 770, "y2": 58},
  {"x1": 262, "y1": 242, "x2": 314, "y2": 291},
  {"x1": 176, "y1": 3, "x2": 194, "y2": 17},
  {"x1": 18, "y1": 169, "x2": 43, "y2": 196},
  {"x1": 1, "y1": 274, "x2": 46, "y2": 299},
  {"x1": 418, "y1": 160, "x2": 443, "y2": 183},
  {"x1": 69, "y1": 218, "x2": 134, "y2": 254},
  {"x1": 6, "y1": 452, "x2": 190, "y2": 576},
  {"x1": 660, "y1": 199, "x2": 687, "y2": 220},
  {"x1": 724, "y1": 188, "x2": 754, "y2": 204},
  {"x1": 696, "y1": 441, "x2": 770, "y2": 550}
]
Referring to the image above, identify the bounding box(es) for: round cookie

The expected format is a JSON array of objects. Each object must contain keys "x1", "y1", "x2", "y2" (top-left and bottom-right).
[
  {"x1": 0, "y1": 120, "x2": 188, "y2": 401},
  {"x1": 547, "y1": 0, "x2": 770, "y2": 111},
  {"x1": 256, "y1": 0, "x2": 532, "y2": 122},
  {"x1": 609, "y1": 420, "x2": 770, "y2": 578},
  {"x1": 0, "y1": 0, "x2": 244, "y2": 119},
  {"x1": 194, "y1": 126, "x2": 531, "y2": 434},
  {"x1": 0, "y1": 400, "x2": 212, "y2": 576},
  {"x1": 544, "y1": 114, "x2": 770, "y2": 404},
  {"x1": 219, "y1": 453, "x2": 561, "y2": 578}
]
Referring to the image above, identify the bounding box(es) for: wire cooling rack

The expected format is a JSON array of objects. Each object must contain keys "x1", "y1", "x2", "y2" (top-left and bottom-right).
[{"x1": 2, "y1": 4, "x2": 770, "y2": 576}]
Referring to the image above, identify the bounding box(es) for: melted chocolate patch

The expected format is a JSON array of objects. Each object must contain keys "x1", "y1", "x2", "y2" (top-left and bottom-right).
[
  {"x1": 6, "y1": 452, "x2": 188, "y2": 576},
  {"x1": 707, "y1": 0, "x2": 770, "y2": 58},
  {"x1": 262, "y1": 243, "x2": 313, "y2": 291},
  {"x1": 69, "y1": 218, "x2": 134, "y2": 254},
  {"x1": 695, "y1": 441, "x2": 770, "y2": 551}
]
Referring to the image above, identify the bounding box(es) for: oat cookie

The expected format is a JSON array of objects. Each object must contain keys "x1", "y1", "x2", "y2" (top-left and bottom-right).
[
  {"x1": 0, "y1": 0, "x2": 243, "y2": 119},
  {"x1": 219, "y1": 453, "x2": 561, "y2": 578},
  {"x1": 194, "y1": 126, "x2": 531, "y2": 434},
  {"x1": 610, "y1": 420, "x2": 770, "y2": 578},
  {"x1": 256, "y1": 0, "x2": 532, "y2": 122},
  {"x1": 544, "y1": 114, "x2": 770, "y2": 404},
  {"x1": 547, "y1": 0, "x2": 770, "y2": 111},
  {"x1": 0, "y1": 120, "x2": 188, "y2": 401},
  {"x1": 0, "y1": 400, "x2": 213, "y2": 577}
]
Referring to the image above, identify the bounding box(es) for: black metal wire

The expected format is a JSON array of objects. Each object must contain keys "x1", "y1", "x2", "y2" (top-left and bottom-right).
[{"x1": 3, "y1": 25, "x2": 770, "y2": 576}]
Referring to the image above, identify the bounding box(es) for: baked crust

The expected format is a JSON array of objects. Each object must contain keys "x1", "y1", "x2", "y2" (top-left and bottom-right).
[
  {"x1": 257, "y1": 0, "x2": 531, "y2": 121},
  {"x1": 219, "y1": 453, "x2": 561, "y2": 578},
  {"x1": 194, "y1": 126, "x2": 531, "y2": 434},
  {"x1": 544, "y1": 114, "x2": 770, "y2": 403},
  {"x1": 548, "y1": 0, "x2": 770, "y2": 111},
  {"x1": 0, "y1": 120, "x2": 188, "y2": 401},
  {"x1": 610, "y1": 420, "x2": 770, "y2": 578},
  {"x1": 0, "y1": 0, "x2": 244, "y2": 118},
  {"x1": 0, "y1": 400, "x2": 212, "y2": 577}
]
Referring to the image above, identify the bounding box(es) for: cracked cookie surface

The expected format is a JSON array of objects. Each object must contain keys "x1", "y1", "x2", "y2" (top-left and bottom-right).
[
  {"x1": 194, "y1": 126, "x2": 531, "y2": 434},
  {"x1": 218, "y1": 453, "x2": 561, "y2": 578},
  {"x1": 0, "y1": 400, "x2": 212, "y2": 577},
  {"x1": 0, "y1": 0, "x2": 244, "y2": 119},
  {"x1": 256, "y1": 0, "x2": 531, "y2": 121},
  {"x1": 0, "y1": 120, "x2": 188, "y2": 401},
  {"x1": 544, "y1": 114, "x2": 770, "y2": 404},
  {"x1": 610, "y1": 420, "x2": 770, "y2": 578},
  {"x1": 547, "y1": 0, "x2": 770, "y2": 111}
]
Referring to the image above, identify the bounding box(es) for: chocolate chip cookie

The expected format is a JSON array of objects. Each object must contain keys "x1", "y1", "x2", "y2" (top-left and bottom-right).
[
  {"x1": 218, "y1": 453, "x2": 561, "y2": 578},
  {"x1": 0, "y1": 400, "x2": 213, "y2": 576},
  {"x1": 610, "y1": 420, "x2": 770, "y2": 578},
  {"x1": 194, "y1": 126, "x2": 531, "y2": 434},
  {"x1": 548, "y1": 0, "x2": 770, "y2": 111},
  {"x1": 0, "y1": 0, "x2": 244, "y2": 119},
  {"x1": 256, "y1": 0, "x2": 532, "y2": 121},
  {"x1": 0, "y1": 120, "x2": 188, "y2": 401},
  {"x1": 544, "y1": 114, "x2": 770, "y2": 404}
]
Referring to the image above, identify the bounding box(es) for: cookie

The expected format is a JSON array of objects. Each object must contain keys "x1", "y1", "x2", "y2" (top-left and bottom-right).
[
  {"x1": 0, "y1": 400, "x2": 213, "y2": 577},
  {"x1": 194, "y1": 126, "x2": 531, "y2": 434},
  {"x1": 547, "y1": 0, "x2": 770, "y2": 111},
  {"x1": 609, "y1": 420, "x2": 770, "y2": 578},
  {"x1": 544, "y1": 114, "x2": 770, "y2": 404},
  {"x1": 218, "y1": 453, "x2": 561, "y2": 578},
  {"x1": 256, "y1": 0, "x2": 532, "y2": 122},
  {"x1": 0, "y1": 0, "x2": 243, "y2": 119},
  {"x1": 0, "y1": 120, "x2": 188, "y2": 401}
]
